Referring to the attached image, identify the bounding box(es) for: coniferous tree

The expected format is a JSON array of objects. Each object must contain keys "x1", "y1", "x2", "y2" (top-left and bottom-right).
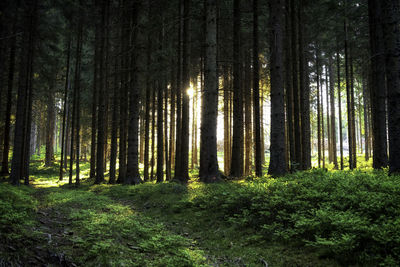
[
  {"x1": 200, "y1": 0, "x2": 219, "y2": 182},
  {"x1": 268, "y1": 0, "x2": 287, "y2": 176}
]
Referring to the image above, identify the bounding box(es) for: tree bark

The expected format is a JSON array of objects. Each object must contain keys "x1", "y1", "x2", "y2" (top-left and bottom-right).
[
  {"x1": 125, "y1": 0, "x2": 144, "y2": 185},
  {"x1": 268, "y1": 0, "x2": 287, "y2": 176},
  {"x1": 10, "y1": 0, "x2": 38, "y2": 185},
  {"x1": 381, "y1": 0, "x2": 400, "y2": 174},
  {"x1": 329, "y1": 57, "x2": 338, "y2": 169},
  {"x1": 45, "y1": 82, "x2": 55, "y2": 166},
  {"x1": 175, "y1": 0, "x2": 190, "y2": 182},
  {"x1": 200, "y1": 0, "x2": 219, "y2": 182},
  {"x1": 298, "y1": 3, "x2": 311, "y2": 170},
  {"x1": 253, "y1": 0, "x2": 262, "y2": 176},
  {"x1": 230, "y1": 0, "x2": 244, "y2": 177},
  {"x1": 59, "y1": 35, "x2": 71, "y2": 181},
  {"x1": 1, "y1": 7, "x2": 18, "y2": 175},
  {"x1": 368, "y1": 0, "x2": 388, "y2": 169}
]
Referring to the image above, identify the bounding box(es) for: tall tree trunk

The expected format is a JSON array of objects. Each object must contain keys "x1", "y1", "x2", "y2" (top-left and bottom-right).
[
  {"x1": 363, "y1": 71, "x2": 369, "y2": 161},
  {"x1": 45, "y1": 83, "x2": 55, "y2": 166},
  {"x1": 268, "y1": 0, "x2": 287, "y2": 176},
  {"x1": 168, "y1": 67, "x2": 176, "y2": 176},
  {"x1": 156, "y1": 25, "x2": 164, "y2": 183},
  {"x1": 1, "y1": 8, "x2": 18, "y2": 175},
  {"x1": 298, "y1": 2, "x2": 311, "y2": 170},
  {"x1": 74, "y1": 7, "x2": 83, "y2": 186},
  {"x1": 349, "y1": 47, "x2": 357, "y2": 168},
  {"x1": 344, "y1": 19, "x2": 354, "y2": 170},
  {"x1": 320, "y1": 66, "x2": 325, "y2": 169},
  {"x1": 329, "y1": 57, "x2": 338, "y2": 169},
  {"x1": 165, "y1": 73, "x2": 171, "y2": 181},
  {"x1": 143, "y1": 35, "x2": 152, "y2": 182},
  {"x1": 175, "y1": 0, "x2": 190, "y2": 182},
  {"x1": 59, "y1": 35, "x2": 71, "y2": 180},
  {"x1": 253, "y1": 0, "x2": 262, "y2": 176},
  {"x1": 156, "y1": 79, "x2": 164, "y2": 183},
  {"x1": 381, "y1": 0, "x2": 400, "y2": 174},
  {"x1": 125, "y1": 0, "x2": 144, "y2": 185},
  {"x1": 223, "y1": 67, "x2": 230, "y2": 175},
  {"x1": 109, "y1": 61, "x2": 119, "y2": 184},
  {"x1": 200, "y1": 0, "x2": 219, "y2": 182},
  {"x1": 326, "y1": 66, "x2": 331, "y2": 163},
  {"x1": 150, "y1": 86, "x2": 156, "y2": 180},
  {"x1": 291, "y1": 0, "x2": 301, "y2": 168},
  {"x1": 10, "y1": 0, "x2": 38, "y2": 185},
  {"x1": 284, "y1": 0, "x2": 294, "y2": 170},
  {"x1": 230, "y1": 0, "x2": 244, "y2": 177},
  {"x1": 316, "y1": 49, "x2": 321, "y2": 168},
  {"x1": 95, "y1": 0, "x2": 106, "y2": 184},
  {"x1": 90, "y1": 14, "x2": 99, "y2": 179},
  {"x1": 336, "y1": 45, "x2": 344, "y2": 170},
  {"x1": 368, "y1": 0, "x2": 388, "y2": 169},
  {"x1": 174, "y1": 0, "x2": 183, "y2": 180}
]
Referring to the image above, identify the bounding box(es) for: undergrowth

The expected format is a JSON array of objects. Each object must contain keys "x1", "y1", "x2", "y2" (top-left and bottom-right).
[{"x1": 1, "y1": 160, "x2": 399, "y2": 266}]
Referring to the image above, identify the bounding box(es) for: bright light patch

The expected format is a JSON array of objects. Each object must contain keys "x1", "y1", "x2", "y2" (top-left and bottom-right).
[{"x1": 187, "y1": 83, "x2": 194, "y2": 97}]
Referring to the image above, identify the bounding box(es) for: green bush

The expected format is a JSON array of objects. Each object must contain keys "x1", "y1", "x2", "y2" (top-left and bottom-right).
[{"x1": 190, "y1": 170, "x2": 400, "y2": 265}]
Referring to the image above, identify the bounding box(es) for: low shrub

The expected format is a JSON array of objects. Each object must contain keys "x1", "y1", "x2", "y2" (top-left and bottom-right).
[{"x1": 190, "y1": 170, "x2": 400, "y2": 265}]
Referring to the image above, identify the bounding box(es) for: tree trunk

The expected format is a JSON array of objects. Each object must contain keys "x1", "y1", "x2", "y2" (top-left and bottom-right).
[
  {"x1": 74, "y1": 8, "x2": 83, "y2": 186},
  {"x1": 298, "y1": 3, "x2": 311, "y2": 170},
  {"x1": 109, "y1": 61, "x2": 119, "y2": 184},
  {"x1": 223, "y1": 67, "x2": 230, "y2": 175},
  {"x1": 326, "y1": 66, "x2": 331, "y2": 163},
  {"x1": 59, "y1": 35, "x2": 71, "y2": 181},
  {"x1": 284, "y1": 0, "x2": 294, "y2": 170},
  {"x1": 336, "y1": 45, "x2": 344, "y2": 170},
  {"x1": 253, "y1": 0, "x2": 262, "y2": 176},
  {"x1": 268, "y1": 0, "x2": 287, "y2": 176},
  {"x1": 90, "y1": 14, "x2": 99, "y2": 179},
  {"x1": 143, "y1": 35, "x2": 152, "y2": 182},
  {"x1": 329, "y1": 57, "x2": 338, "y2": 169},
  {"x1": 381, "y1": 0, "x2": 400, "y2": 174},
  {"x1": 45, "y1": 83, "x2": 55, "y2": 166},
  {"x1": 175, "y1": 0, "x2": 190, "y2": 182},
  {"x1": 1, "y1": 4, "x2": 18, "y2": 175},
  {"x1": 174, "y1": 0, "x2": 183, "y2": 180},
  {"x1": 230, "y1": 0, "x2": 244, "y2": 177},
  {"x1": 95, "y1": 0, "x2": 106, "y2": 184},
  {"x1": 368, "y1": 0, "x2": 388, "y2": 169},
  {"x1": 200, "y1": 0, "x2": 219, "y2": 182},
  {"x1": 349, "y1": 47, "x2": 357, "y2": 168},
  {"x1": 150, "y1": 86, "x2": 156, "y2": 180},
  {"x1": 10, "y1": 0, "x2": 38, "y2": 185},
  {"x1": 125, "y1": 0, "x2": 145, "y2": 185},
  {"x1": 316, "y1": 49, "x2": 321, "y2": 168},
  {"x1": 291, "y1": 0, "x2": 301, "y2": 168}
]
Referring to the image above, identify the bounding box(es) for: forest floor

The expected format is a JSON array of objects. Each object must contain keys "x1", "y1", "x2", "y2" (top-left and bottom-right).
[{"x1": 1, "y1": 158, "x2": 399, "y2": 266}]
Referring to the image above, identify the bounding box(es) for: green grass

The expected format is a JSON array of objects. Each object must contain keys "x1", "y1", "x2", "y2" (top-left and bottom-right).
[{"x1": 1, "y1": 156, "x2": 399, "y2": 266}]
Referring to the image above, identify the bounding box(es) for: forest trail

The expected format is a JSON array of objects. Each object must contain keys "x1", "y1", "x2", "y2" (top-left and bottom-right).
[
  {"x1": 30, "y1": 187, "x2": 78, "y2": 266},
  {"x1": 26, "y1": 181, "x2": 223, "y2": 267}
]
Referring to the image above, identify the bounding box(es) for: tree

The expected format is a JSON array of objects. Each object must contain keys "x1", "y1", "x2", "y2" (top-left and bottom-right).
[
  {"x1": 10, "y1": 0, "x2": 39, "y2": 185},
  {"x1": 1, "y1": 2, "x2": 18, "y2": 175},
  {"x1": 368, "y1": 0, "x2": 388, "y2": 169},
  {"x1": 200, "y1": 0, "x2": 219, "y2": 182},
  {"x1": 59, "y1": 34, "x2": 71, "y2": 181},
  {"x1": 230, "y1": 0, "x2": 243, "y2": 177},
  {"x1": 268, "y1": 0, "x2": 287, "y2": 176},
  {"x1": 252, "y1": 0, "x2": 262, "y2": 177},
  {"x1": 125, "y1": 0, "x2": 145, "y2": 185},
  {"x1": 174, "y1": 0, "x2": 191, "y2": 182},
  {"x1": 95, "y1": 0, "x2": 106, "y2": 184},
  {"x1": 381, "y1": 0, "x2": 400, "y2": 174}
]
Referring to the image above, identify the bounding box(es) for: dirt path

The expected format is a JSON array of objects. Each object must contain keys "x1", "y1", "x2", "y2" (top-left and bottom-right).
[{"x1": 29, "y1": 188, "x2": 77, "y2": 266}]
